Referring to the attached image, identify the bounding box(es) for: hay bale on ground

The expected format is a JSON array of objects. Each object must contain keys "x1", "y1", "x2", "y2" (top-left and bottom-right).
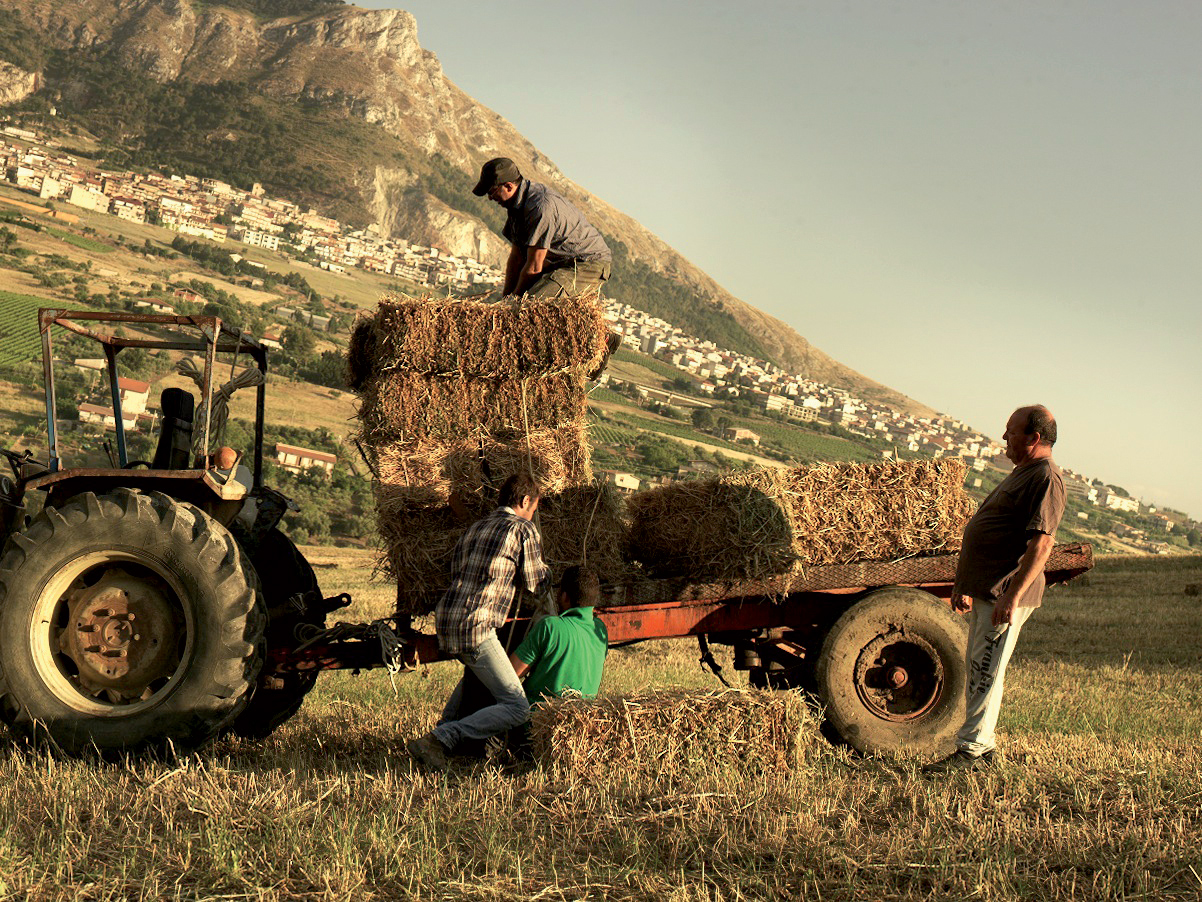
[
  {"x1": 626, "y1": 459, "x2": 975, "y2": 581},
  {"x1": 379, "y1": 484, "x2": 632, "y2": 617},
  {"x1": 530, "y1": 689, "x2": 817, "y2": 775},
  {"x1": 369, "y1": 293, "x2": 610, "y2": 379}
]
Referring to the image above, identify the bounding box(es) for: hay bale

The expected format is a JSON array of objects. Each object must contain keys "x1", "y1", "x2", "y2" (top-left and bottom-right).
[
  {"x1": 626, "y1": 459, "x2": 975, "y2": 581},
  {"x1": 374, "y1": 501, "x2": 481, "y2": 614},
  {"x1": 379, "y1": 484, "x2": 632, "y2": 617},
  {"x1": 355, "y1": 371, "x2": 588, "y2": 446},
  {"x1": 537, "y1": 484, "x2": 631, "y2": 578},
  {"x1": 530, "y1": 689, "x2": 816, "y2": 775},
  {"x1": 370, "y1": 424, "x2": 593, "y2": 501},
  {"x1": 369, "y1": 293, "x2": 609, "y2": 379}
]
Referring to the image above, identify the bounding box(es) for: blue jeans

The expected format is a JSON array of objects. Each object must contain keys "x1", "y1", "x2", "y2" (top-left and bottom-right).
[{"x1": 432, "y1": 631, "x2": 529, "y2": 751}]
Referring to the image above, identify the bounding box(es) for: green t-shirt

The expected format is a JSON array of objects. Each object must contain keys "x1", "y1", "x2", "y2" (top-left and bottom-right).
[{"x1": 513, "y1": 607, "x2": 608, "y2": 703}]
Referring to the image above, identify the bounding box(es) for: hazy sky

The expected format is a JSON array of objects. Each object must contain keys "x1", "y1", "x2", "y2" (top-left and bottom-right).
[{"x1": 360, "y1": 0, "x2": 1201, "y2": 519}]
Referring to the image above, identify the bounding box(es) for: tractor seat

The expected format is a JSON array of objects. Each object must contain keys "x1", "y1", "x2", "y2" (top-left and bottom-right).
[{"x1": 153, "y1": 387, "x2": 195, "y2": 470}]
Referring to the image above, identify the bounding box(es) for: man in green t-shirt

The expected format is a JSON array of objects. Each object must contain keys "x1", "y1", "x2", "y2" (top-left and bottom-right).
[{"x1": 509, "y1": 565, "x2": 608, "y2": 705}]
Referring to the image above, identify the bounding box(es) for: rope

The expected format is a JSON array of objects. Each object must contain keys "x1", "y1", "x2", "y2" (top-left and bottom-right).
[
  {"x1": 580, "y1": 476, "x2": 604, "y2": 566},
  {"x1": 505, "y1": 376, "x2": 547, "y2": 653},
  {"x1": 176, "y1": 357, "x2": 265, "y2": 454}
]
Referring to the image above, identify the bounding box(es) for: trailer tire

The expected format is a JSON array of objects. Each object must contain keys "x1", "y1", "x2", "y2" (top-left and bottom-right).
[
  {"x1": 0, "y1": 490, "x2": 264, "y2": 757},
  {"x1": 815, "y1": 588, "x2": 967, "y2": 757},
  {"x1": 229, "y1": 529, "x2": 324, "y2": 739}
]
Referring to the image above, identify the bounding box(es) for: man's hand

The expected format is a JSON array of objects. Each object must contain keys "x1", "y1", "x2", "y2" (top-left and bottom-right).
[
  {"x1": 992, "y1": 592, "x2": 1018, "y2": 627},
  {"x1": 951, "y1": 590, "x2": 972, "y2": 614}
]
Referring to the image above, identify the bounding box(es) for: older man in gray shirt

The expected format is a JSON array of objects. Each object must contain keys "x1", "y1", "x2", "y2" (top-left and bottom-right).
[
  {"x1": 473, "y1": 157, "x2": 611, "y2": 299},
  {"x1": 926, "y1": 404, "x2": 1066, "y2": 773}
]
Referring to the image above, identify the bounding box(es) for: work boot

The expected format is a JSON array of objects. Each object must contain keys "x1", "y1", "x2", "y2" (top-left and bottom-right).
[
  {"x1": 406, "y1": 732, "x2": 450, "y2": 771},
  {"x1": 587, "y1": 330, "x2": 622, "y2": 381},
  {"x1": 922, "y1": 748, "x2": 997, "y2": 775}
]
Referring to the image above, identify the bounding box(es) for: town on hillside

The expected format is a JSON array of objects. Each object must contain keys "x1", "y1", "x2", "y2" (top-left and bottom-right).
[{"x1": 1, "y1": 124, "x2": 1195, "y2": 553}]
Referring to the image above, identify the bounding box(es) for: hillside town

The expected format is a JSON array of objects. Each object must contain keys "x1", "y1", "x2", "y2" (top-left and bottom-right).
[
  {"x1": 1, "y1": 125, "x2": 1191, "y2": 550},
  {"x1": 1, "y1": 127, "x2": 502, "y2": 294}
]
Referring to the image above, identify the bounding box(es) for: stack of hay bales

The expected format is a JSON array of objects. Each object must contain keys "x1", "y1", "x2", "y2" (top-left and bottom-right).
[
  {"x1": 350, "y1": 294, "x2": 626, "y2": 614},
  {"x1": 529, "y1": 689, "x2": 817, "y2": 775},
  {"x1": 626, "y1": 459, "x2": 975, "y2": 582}
]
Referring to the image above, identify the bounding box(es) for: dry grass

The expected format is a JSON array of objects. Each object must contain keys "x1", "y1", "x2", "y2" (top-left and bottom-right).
[
  {"x1": 2, "y1": 554, "x2": 1200, "y2": 901},
  {"x1": 627, "y1": 459, "x2": 976, "y2": 580}
]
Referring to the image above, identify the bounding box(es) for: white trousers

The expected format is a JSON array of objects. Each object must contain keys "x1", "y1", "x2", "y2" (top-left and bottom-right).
[{"x1": 956, "y1": 599, "x2": 1037, "y2": 756}]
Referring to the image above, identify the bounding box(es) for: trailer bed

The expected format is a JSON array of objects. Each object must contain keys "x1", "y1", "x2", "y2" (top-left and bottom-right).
[{"x1": 280, "y1": 542, "x2": 1094, "y2": 671}]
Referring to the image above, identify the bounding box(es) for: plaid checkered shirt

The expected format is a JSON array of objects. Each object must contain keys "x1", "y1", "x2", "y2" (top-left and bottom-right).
[{"x1": 434, "y1": 506, "x2": 551, "y2": 654}]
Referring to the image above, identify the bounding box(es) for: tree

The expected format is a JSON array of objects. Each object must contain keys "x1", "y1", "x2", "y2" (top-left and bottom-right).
[
  {"x1": 691, "y1": 407, "x2": 716, "y2": 431},
  {"x1": 1188, "y1": 528, "x2": 1201, "y2": 548},
  {"x1": 282, "y1": 324, "x2": 316, "y2": 360}
]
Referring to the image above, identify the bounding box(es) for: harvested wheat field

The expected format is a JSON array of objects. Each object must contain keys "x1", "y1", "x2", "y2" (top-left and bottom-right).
[
  {"x1": 626, "y1": 458, "x2": 977, "y2": 581},
  {"x1": 0, "y1": 552, "x2": 1199, "y2": 899}
]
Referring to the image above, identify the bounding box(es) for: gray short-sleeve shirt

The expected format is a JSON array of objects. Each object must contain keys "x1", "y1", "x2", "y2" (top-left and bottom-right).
[
  {"x1": 954, "y1": 458, "x2": 1066, "y2": 607},
  {"x1": 503, "y1": 179, "x2": 611, "y2": 267}
]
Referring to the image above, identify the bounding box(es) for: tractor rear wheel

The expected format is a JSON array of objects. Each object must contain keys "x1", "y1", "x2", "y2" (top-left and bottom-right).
[
  {"x1": 0, "y1": 490, "x2": 264, "y2": 756},
  {"x1": 815, "y1": 588, "x2": 968, "y2": 757},
  {"x1": 228, "y1": 529, "x2": 325, "y2": 739}
]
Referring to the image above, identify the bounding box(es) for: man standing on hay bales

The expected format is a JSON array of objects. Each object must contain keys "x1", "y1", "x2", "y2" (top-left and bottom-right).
[
  {"x1": 407, "y1": 473, "x2": 551, "y2": 771},
  {"x1": 926, "y1": 405, "x2": 1065, "y2": 773},
  {"x1": 473, "y1": 157, "x2": 612, "y2": 300}
]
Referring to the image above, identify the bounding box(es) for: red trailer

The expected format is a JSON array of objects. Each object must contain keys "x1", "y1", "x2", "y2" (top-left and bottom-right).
[{"x1": 277, "y1": 543, "x2": 1094, "y2": 756}]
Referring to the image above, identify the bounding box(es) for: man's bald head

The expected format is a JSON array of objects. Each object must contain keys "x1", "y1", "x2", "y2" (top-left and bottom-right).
[{"x1": 1014, "y1": 405, "x2": 1057, "y2": 447}]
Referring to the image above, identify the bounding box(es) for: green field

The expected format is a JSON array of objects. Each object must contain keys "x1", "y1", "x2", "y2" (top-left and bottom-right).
[
  {"x1": 0, "y1": 290, "x2": 56, "y2": 366},
  {"x1": 731, "y1": 416, "x2": 880, "y2": 463},
  {"x1": 46, "y1": 227, "x2": 114, "y2": 253},
  {"x1": 0, "y1": 552, "x2": 1196, "y2": 899}
]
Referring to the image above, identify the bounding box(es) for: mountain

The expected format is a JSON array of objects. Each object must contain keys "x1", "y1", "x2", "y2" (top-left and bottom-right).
[{"x1": 0, "y1": 0, "x2": 930, "y2": 414}]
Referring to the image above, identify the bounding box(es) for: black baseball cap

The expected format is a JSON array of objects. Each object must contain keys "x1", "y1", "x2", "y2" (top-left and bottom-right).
[{"x1": 472, "y1": 157, "x2": 522, "y2": 196}]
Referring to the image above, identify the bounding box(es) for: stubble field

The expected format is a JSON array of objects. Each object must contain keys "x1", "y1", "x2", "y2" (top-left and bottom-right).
[{"x1": 0, "y1": 553, "x2": 1199, "y2": 901}]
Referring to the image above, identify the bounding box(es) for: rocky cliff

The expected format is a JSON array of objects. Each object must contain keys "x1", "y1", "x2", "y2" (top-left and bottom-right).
[
  {"x1": 0, "y1": 62, "x2": 39, "y2": 106},
  {"x1": 0, "y1": 0, "x2": 926, "y2": 411}
]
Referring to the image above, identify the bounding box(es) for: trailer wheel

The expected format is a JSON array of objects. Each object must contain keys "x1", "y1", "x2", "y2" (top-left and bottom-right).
[
  {"x1": 815, "y1": 588, "x2": 967, "y2": 757},
  {"x1": 0, "y1": 490, "x2": 264, "y2": 756},
  {"x1": 229, "y1": 529, "x2": 325, "y2": 739}
]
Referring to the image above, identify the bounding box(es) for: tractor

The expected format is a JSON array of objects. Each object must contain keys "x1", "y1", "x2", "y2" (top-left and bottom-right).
[{"x1": 0, "y1": 309, "x2": 343, "y2": 755}]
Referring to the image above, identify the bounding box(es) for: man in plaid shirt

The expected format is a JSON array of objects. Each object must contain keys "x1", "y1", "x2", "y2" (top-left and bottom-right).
[{"x1": 407, "y1": 473, "x2": 551, "y2": 770}]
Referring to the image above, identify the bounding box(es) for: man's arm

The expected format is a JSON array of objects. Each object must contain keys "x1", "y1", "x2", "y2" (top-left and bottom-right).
[
  {"x1": 509, "y1": 654, "x2": 530, "y2": 679},
  {"x1": 518, "y1": 526, "x2": 552, "y2": 597},
  {"x1": 993, "y1": 532, "x2": 1055, "y2": 626},
  {"x1": 512, "y1": 247, "x2": 548, "y2": 296},
  {"x1": 502, "y1": 244, "x2": 524, "y2": 296}
]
